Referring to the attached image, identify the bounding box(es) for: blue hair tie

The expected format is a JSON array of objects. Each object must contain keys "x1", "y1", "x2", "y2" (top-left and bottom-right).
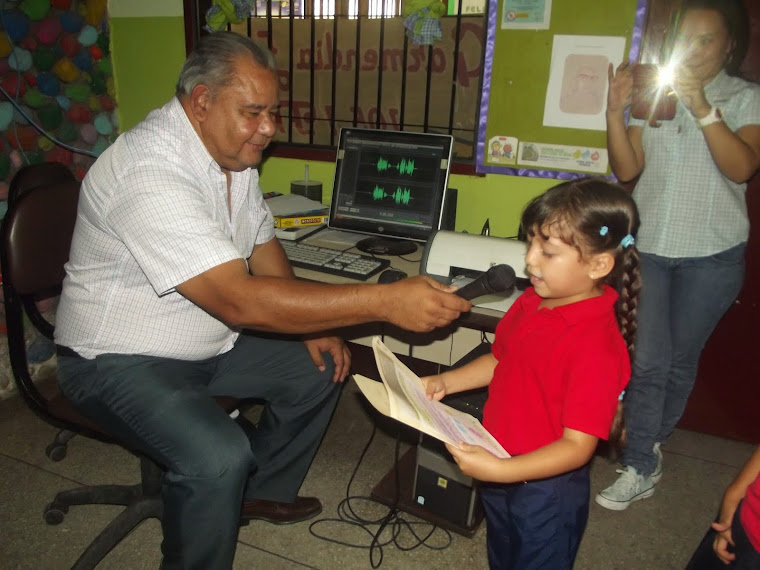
[
  {"x1": 619, "y1": 390, "x2": 626, "y2": 402},
  {"x1": 599, "y1": 225, "x2": 609, "y2": 236},
  {"x1": 620, "y1": 234, "x2": 635, "y2": 248}
]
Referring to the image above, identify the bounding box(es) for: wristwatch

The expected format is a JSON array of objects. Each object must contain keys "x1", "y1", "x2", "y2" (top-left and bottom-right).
[{"x1": 697, "y1": 106, "x2": 723, "y2": 128}]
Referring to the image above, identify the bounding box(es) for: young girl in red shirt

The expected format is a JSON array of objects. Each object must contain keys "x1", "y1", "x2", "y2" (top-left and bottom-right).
[
  {"x1": 423, "y1": 178, "x2": 641, "y2": 569},
  {"x1": 687, "y1": 444, "x2": 760, "y2": 569}
]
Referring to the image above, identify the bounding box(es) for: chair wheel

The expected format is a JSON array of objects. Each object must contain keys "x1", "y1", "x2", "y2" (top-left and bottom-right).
[
  {"x1": 45, "y1": 443, "x2": 67, "y2": 462},
  {"x1": 44, "y1": 503, "x2": 67, "y2": 525}
]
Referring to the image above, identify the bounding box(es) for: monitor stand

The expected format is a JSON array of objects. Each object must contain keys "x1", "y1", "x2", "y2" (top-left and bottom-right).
[{"x1": 356, "y1": 237, "x2": 418, "y2": 256}]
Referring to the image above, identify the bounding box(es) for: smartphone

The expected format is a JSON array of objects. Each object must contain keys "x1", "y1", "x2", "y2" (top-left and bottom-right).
[{"x1": 631, "y1": 63, "x2": 677, "y2": 121}]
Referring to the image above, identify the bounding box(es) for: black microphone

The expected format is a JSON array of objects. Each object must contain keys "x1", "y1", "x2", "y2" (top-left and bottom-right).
[{"x1": 455, "y1": 264, "x2": 517, "y2": 301}]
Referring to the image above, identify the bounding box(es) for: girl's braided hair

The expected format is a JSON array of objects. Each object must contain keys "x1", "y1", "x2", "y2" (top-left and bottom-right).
[{"x1": 520, "y1": 177, "x2": 641, "y2": 452}]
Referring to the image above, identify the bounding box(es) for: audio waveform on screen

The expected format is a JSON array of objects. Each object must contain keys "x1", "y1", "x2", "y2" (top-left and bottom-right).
[
  {"x1": 373, "y1": 185, "x2": 413, "y2": 205},
  {"x1": 375, "y1": 157, "x2": 416, "y2": 176}
]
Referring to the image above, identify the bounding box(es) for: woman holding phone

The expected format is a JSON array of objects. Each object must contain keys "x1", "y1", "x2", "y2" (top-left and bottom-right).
[{"x1": 596, "y1": 0, "x2": 760, "y2": 511}]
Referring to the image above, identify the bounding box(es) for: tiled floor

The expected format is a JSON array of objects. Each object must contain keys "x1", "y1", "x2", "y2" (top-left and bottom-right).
[{"x1": 0, "y1": 359, "x2": 754, "y2": 569}]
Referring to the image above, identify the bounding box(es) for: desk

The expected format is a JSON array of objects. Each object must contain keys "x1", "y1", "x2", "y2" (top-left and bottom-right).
[
  {"x1": 294, "y1": 233, "x2": 505, "y2": 536},
  {"x1": 292, "y1": 232, "x2": 510, "y2": 367}
]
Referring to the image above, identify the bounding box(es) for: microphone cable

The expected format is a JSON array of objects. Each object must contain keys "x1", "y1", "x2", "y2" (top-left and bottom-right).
[{"x1": 308, "y1": 420, "x2": 452, "y2": 568}]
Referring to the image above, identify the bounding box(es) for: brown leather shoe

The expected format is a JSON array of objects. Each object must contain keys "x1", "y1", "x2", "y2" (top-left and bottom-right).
[{"x1": 240, "y1": 496, "x2": 322, "y2": 525}]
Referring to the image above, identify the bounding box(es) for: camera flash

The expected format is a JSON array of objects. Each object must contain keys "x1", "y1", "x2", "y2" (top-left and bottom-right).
[{"x1": 657, "y1": 63, "x2": 675, "y2": 88}]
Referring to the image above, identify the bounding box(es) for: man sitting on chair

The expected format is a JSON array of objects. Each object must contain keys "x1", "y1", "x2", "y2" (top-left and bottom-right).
[{"x1": 54, "y1": 31, "x2": 470, "y2": 569}]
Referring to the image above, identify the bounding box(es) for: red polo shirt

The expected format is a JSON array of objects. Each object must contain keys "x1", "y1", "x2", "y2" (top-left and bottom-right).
[
  {"x1": 483, "y1": 285, "x2": 630, "y2": 455},
  {"x1": 742, "y1": 475, "x2": 760, "y2": 553}
]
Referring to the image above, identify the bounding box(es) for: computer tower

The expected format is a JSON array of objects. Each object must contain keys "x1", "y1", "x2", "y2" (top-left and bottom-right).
[
  {"x1": 411, "y1": 342, "x2": 490, "y2": 529},
  {"x1": 413, "y1": 434, "x2": 482, "y2": 529}
]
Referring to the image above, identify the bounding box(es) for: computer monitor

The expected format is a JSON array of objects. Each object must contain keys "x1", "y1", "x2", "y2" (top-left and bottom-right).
[{"x1": 328, "y1": 127, "x2": 454, "y2": 256}]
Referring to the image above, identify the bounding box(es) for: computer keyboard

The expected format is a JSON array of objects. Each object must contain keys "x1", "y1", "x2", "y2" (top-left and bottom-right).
[{"x1": 279, "y1": 239, "x2": 390, "y2": 281}]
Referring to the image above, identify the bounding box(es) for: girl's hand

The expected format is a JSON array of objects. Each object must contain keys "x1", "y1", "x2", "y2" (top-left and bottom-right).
[
  {"x1": 445, "y1": 442, "x2": 506, "y2": 482},
  {"x1": 607, "y1": 61, "x2": 634, "y2": 115},
  {"x1": 711, "y1": 484, "x2": 743, "y2": 564},
  {"x1": 421, "y1": 375, "x2": 447, "y2": 401},
  {"x1": 711, "y1": 520, "x2": 736, "y2": 564},
  {"x1": 673, "y1": 65, "x2": 710, "y2": 118}
]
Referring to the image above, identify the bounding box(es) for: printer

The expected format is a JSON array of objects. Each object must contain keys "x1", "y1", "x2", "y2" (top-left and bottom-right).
[{"x1": 420, "y1": 230, "x2": 529, "y2": 313}]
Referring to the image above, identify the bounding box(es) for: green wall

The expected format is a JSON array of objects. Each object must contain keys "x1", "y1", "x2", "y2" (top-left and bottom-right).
[
  {"x1": 110, "y1": 1, "x2": 554, "y2": 237},
  {"x1": 110, "y1": 16, "x2": 186, "y2": 130}
]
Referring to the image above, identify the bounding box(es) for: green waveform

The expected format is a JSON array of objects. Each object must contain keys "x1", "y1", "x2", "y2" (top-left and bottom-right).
[
  {"x1": 373, "y1": 185, "x2": 413, "y2": 205},
  {"x1": 376, "y1": 157, "x2": 416, "y2": 175}
]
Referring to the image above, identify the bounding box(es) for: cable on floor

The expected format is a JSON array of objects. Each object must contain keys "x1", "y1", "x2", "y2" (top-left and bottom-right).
[{"x1": 308, "y1": 422, "x2": 452, "y2": 568}]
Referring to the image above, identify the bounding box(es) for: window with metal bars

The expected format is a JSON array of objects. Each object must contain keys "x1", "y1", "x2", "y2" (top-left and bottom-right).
[{"x1": 185, "y1": 0, "x2": 486, "y2": 165}]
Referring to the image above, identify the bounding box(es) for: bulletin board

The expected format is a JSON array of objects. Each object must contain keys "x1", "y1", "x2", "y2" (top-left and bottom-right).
[{"x1": 477, "y1": 0, "x2": 647, "y2": 178}]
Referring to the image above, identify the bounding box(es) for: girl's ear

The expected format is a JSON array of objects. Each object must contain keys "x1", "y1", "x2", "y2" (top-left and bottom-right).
[{"x1": 590, "y1": 252, "x2": 615, "y2": 280}]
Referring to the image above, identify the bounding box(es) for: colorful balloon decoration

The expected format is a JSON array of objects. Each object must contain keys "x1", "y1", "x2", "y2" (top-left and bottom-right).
[{"x1": 0, "y1": 1, "x2": 115, "y2": 188}]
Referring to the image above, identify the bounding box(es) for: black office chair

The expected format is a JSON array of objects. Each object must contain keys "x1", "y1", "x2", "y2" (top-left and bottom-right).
[
  {"x1": 1, "y1": 164, "x2": 240, "y2": 569},
  {"x1": 6, "y1": 162, "x2": 78, "y2": 461}
]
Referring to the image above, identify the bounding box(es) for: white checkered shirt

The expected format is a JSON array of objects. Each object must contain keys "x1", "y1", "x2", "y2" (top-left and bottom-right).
[
  {"x1": 55, "y1": 97, "x2": 275, "y2": 360},
  {"x1": 629, "y1": 70, "x2": 760, "y2": 258}
]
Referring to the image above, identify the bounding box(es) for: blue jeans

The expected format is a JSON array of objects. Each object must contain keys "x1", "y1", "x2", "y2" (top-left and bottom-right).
[
  {"x1": 479, "y1": 465, "x2": 590, "y2": 570},
  {"x1": 57, "y1": 333, "x2": 341, "y2": 570},
  {"x1": 622, "y1": 245, "x2": 745, "y2": 475}
]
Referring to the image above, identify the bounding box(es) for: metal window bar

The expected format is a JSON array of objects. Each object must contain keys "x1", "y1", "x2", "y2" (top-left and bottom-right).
[
  {"x1": 288, "y1": 4, "x2": 294, "y2": 142},
  {"x1": 447, "y1": 0, "x2": 464, "y2": 135},
  {"x1": 352, "y1": 14, "x2": 361, "y2": 129},
  {"x1": 329, "y1": 14, "x2": 339, "y2": 146},
  {"x1": 423, "y1": 43, "x2": 433, "y2": 132},
  {"x1": 374, "y1": 2, "x2": 386, "y2": 129},
  {"x1": 309, "y1": 6, "x2": 316, "y2": 142},
  {"x1": 239, "y1": 0, "x2": 483, "y2": 160},
  {"x1": 399, "y1": 33, "x2": 408, "y2": 132}
]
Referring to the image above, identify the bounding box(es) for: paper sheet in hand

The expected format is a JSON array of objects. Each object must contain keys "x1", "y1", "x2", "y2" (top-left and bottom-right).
[{"x1": 354, "y1": 337, "x2": 509, "y2": 458}]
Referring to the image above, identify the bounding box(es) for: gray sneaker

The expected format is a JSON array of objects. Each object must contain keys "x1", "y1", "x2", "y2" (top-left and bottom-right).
[
  {"x1": 652, "y1": 442, "x2": 663, "y2": 484},
  {"x1": 595, "y1": 466, "x2": 655, "y2": 511}
]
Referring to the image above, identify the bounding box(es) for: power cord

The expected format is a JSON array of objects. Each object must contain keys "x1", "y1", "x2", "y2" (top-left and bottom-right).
[
  {"x1": 308, "y1": 417, "x2": 452, "y2": 568},
  {"x1": 397, "y1": 252, "x2": 422, "y2": 264}
]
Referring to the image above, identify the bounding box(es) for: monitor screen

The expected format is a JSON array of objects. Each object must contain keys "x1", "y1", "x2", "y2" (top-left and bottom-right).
[{"x1": 328, "y1": 128, "x2": 453, "y2": 255}]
